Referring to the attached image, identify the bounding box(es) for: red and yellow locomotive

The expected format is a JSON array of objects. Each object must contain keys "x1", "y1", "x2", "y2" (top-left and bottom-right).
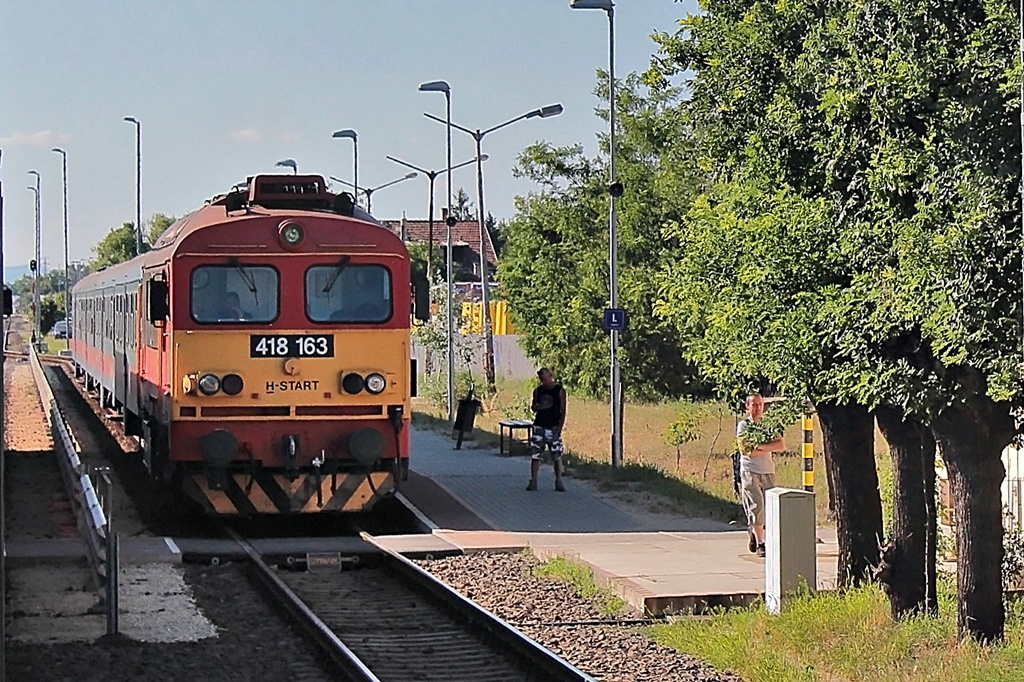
[{"x1": 72, "y1": 175, "x2": 427, "y2": 514}]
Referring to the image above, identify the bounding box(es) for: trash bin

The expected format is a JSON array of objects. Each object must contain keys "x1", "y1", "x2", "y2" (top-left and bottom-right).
[{"x1": 453, "y1": 392, "x2": 482, "y2": 450}]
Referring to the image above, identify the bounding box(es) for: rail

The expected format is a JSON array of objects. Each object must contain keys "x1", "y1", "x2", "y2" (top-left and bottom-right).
[
  {"x1": 226, "y1": 529, "x2": 381, "y2": 682},
  {"x1": 27, "y1": 345, "x2": 119, "y2": 634},
  {"x1": 232, "y1": 526, "x2": 596, "y2": 681},
  {"x1": 360, "y1": 531, "x2": 597, "y2": 682}
]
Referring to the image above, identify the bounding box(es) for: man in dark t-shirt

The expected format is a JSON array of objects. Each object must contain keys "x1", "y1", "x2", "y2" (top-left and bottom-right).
[{"x1": 527, "y1": 367, "x2": 568, "y2": 492}]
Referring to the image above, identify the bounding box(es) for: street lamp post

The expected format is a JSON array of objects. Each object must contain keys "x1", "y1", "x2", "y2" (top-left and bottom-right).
[
  {"x1": 385, "y1": 154, "x2": 487, "y2": 286},
  {"x1": 27, "y1": 170, "x2": 41, "y2": 344},
  {"x1": 571, "y1": 0, "x2": 623, "y2": 467},
  {"x1": 419, "y1": 80, "x2": 456, "y2": 422},
  {"x1": 332, "y1": 130, "x2": 358, "y2": 209},
  {"x1": 275, "y1": 159, "x2": 298, "y2": 174},
  {"x1": 123, "y1": 117, "x2": 141, "y2": 256},
  {"x1": 51, "y1": 148, "x2": 69, "y2": 348},
  {"x1": 424, "y1": 104, "x2": 563, "y2": 389},
  {"x1": 329, "y1": 172, "x2": 418, "y2": 214},
  {"x1": 0, "y1": 150, "x2": 6, "y2": 682}
]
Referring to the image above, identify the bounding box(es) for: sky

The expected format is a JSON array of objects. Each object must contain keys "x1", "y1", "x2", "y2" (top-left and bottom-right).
[{"x1": 0, "y1": 0, "x2": 696, "y2": 274}]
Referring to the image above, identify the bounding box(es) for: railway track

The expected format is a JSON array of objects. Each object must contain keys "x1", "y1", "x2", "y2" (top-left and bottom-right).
[{"x1": 233, "y1": 530, "x2": 596, "y2": 682}]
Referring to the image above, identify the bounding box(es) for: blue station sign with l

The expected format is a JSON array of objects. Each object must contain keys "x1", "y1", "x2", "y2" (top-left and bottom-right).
[{"x1": 603, "y1": 308, "x2": 627, "y2": 332}]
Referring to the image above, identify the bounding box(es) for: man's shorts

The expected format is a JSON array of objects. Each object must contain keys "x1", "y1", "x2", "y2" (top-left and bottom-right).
[
  {"x1": 529, "y1": 426, "x2": 564, "y2": 461},
  {"x1": 741, "y1": 471, "x2": 777, "y2": 527}
]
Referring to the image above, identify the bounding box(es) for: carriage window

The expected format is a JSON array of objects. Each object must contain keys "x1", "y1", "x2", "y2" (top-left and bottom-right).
[
  {"x1": 306, "y1": 264, "x2": 392, "y2": 323},
  {"x1": 191, "y1": 265, "x2": 279, "y2": 323}
]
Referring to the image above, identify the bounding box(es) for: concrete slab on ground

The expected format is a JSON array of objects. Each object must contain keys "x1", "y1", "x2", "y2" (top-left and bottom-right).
[
  {"x1": 527, "y1": 530, "x2": 838, "y2": 615},
  {"x1": 7, "y1": 563, "x2": 217, "y2": 644},
  {"x1": 6, "y1": 536, "x2": 182, "y2": 565}
]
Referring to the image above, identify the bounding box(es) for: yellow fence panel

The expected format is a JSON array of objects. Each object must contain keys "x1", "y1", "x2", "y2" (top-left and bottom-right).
[{"x1": 459, "y1": 301, "x2": 515, "y2": 335}]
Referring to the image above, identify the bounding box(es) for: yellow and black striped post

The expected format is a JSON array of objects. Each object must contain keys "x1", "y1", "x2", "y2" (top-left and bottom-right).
[{"x1": 802, "y1": 414, "x2": 814, "y2": 492}]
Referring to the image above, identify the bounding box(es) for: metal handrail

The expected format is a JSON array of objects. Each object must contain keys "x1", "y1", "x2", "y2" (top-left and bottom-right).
[{"x1": 27, "y1": 346, "x2": 118, "y2": 634}]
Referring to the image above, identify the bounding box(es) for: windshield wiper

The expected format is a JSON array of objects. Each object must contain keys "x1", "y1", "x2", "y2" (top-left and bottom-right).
[
  {"x1": 322, "y1": 256, "x2": 351, "y2": 294},
  {"x1": 229, "y1": 258, "x2": 259, "y2": 307}
]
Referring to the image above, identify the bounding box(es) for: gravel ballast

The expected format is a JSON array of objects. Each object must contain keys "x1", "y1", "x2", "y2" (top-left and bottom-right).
[{"x1": 422, "y1": 552, "x2": 744, "y2": 682}]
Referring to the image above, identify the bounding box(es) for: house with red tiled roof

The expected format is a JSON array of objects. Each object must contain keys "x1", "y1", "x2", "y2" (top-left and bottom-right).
[{"x1": 381, "y1": 212, "x2": 498, "y2": 284}]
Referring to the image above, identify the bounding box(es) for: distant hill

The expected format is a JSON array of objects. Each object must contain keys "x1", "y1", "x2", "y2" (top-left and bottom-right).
[{"x1": 4, "y1": 264, "x2": 31, "y2": 285}]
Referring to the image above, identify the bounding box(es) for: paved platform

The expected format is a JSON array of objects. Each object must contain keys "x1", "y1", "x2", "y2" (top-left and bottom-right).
[{"x1": 402, "y1": 427, "x2": 840, "y2": 615}]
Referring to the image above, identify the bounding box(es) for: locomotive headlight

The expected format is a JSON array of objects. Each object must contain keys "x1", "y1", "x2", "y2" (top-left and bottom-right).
[
  {"x1": 341, "y1": 372, "x2": 365, "y2": 395},
  {"x1": 221, "y1": 374, "x2": 244, "y2": 396},
  {"x1": 279, "y1": 221, "x2": 304, "y2": 247},
  {"x1": 198, "y1": 373, "x2": 221, "y2": 396},
  {"x1": 365, "y1": 373, "x2": 386, "y2": 395}
]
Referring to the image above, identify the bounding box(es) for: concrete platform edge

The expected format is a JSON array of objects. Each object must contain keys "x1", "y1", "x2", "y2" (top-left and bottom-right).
[{"x1": 529, "y1": 542, "x2": 763, "y2": 617}]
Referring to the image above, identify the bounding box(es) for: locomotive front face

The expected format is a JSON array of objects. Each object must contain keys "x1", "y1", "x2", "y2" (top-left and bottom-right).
[{"x1": 167, "y1": 209, "x2": 413, "y2": 514}]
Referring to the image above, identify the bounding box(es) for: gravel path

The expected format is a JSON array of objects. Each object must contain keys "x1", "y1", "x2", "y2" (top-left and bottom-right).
[{"x1": 422, "y1": 553, "x2": 744, "y2": 682}]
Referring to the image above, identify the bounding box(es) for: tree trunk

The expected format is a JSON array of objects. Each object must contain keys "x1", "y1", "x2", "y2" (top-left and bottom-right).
[
  {"x1": 816, "y1": 401, "x2": 882, "y2": 587},
  {"x1": 931, "y1": 396, "x2": 1014, "y2": 643},
  {"x1": 875, "y1": 406, "x2": 927, "y2": 619},
  {"x1": 921, "y1": 428, "x2": 938, "y2": 616},
  {"x1": 825, "y1": 443, "x2": 838, "y2": 520}
]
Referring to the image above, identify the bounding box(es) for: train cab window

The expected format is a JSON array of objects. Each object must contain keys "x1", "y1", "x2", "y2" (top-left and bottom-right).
[
  {"x1": 191, "y1": 265, "x2": 279, "y2": 323},
  {"x1": 306, "y1": 264, "x2": 392, "y2": 323}
]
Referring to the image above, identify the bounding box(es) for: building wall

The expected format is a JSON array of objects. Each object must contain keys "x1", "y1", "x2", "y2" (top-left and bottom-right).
[{"x1": 413, "y1": 333, "x2": 537, "y2": 381}]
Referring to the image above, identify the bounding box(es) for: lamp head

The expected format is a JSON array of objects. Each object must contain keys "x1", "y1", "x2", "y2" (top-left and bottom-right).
[
  {"x1": 569, "y1": 0, "x2": 613, "y2": 10},
  {"x1": 538, "y1": 104, "x2": 564, "y2": 118},
  {"x1": 404, "y1": 172, "x2": 418, "y2": 179},
  {"x1": 123, "y1": 116, "x2": 138, "y2": 124},
  {"x1": 332, "y1": 129, "x2": 357, "y2": 140},
  {"x1": 479, "y1": 154, "x2": 489, "y2": 162},
  {"x1": 275, "y1": 159, "x2": 298, "y2": 173},
  {"x1": 28, "y1": 169, "x2": 39, "y2": 178},
  {"x1": 418, "y1": 80, "x2": 451, "y2": 94},
  {"x1": 51, "y1": 147, "x2": 66, "y2": 155}
]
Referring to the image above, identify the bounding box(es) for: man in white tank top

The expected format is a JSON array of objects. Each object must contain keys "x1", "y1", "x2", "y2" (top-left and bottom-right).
[{"x1": 736, "y1": 394, "x2": 784, "y2": 557}]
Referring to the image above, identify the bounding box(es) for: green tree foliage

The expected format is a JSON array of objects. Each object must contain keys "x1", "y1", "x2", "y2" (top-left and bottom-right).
[
  {"x1": 500, "y1": 74, "x2": 706, "y2": 401},
  {"x1": 147, "y1": 213, "x2": 177, "y2": 246},
  {"x1": 450, "y1": 188, "x2": 475, "y2": 221},
  {"x1": 92, "y1": 222, "x2": 147, "y2": 268},
  {"x1": 650, "y1": 0, "x2": 1019, "y2": 641},
  {"x1": 38, "y1": 297, "x2": 59, "y2": 336}
]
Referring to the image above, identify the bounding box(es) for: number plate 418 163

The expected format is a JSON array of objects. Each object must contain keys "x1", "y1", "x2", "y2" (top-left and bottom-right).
[{"x1": 250, "y1": 334, "x2": 335, "y2": 358}]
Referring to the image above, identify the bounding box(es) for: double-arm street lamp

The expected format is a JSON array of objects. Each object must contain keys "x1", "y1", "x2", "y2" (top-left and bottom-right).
[
  {"x1": 329, "y1": 172, "x2": 418, "y2": 214},
  {"x1": 51, "y1": 148, "x2": 69, "y2": 348},
  {"x1": 385, "y1": 153, "x2": 487, "y2": 286},
  {"x1": 276, "y1": 159, "x2": 298, "y2": 174},
  {"x1": 123, "y1": 117, "x2": 141, "y2": 256},
  {"x1": 424, "y1": 103, "x2": 563, "y2": 389},
  {"x1": 570, "y1": 0, "x2": 623, "y2": 467},
  {"x1": 27, "y1": 170, "x2": 41, "y2": 344},
  {"x1": 331, "y1": 129, "x2": 358, "y2": 208},
  {"x1": 418, "y1": 79, "x2": 456, "y2": 421}
]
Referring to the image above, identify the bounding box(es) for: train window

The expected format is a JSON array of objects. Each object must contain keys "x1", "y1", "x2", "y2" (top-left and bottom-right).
[
  {"x1": 305, "y1": 264, "x2": 392, "y2": 324},
  {"x1": 191, "y1": 265, "x2": 279, "y2": 323}
]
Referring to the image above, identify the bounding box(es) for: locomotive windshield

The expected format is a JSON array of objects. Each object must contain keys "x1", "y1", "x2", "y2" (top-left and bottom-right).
[
  {"x1": 191, "y1": 265, "x2": 279, "y2": 323},
  {"x1": 306, "y1": 264, "x2": 392, "y2": 323}
]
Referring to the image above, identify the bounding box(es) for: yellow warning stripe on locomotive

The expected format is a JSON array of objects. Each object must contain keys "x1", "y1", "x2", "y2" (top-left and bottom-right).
[{"x1": 184, "y1": 471, "x2": 394, "y2": 514}]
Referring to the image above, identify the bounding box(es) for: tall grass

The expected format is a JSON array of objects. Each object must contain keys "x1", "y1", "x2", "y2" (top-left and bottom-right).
[{"x1": 650, "y1": 579, "x2": 1024, "y2": 682}]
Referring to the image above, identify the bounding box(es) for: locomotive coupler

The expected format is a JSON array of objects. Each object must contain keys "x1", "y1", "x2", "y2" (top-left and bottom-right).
[
  {"x1": 206, "y1": 467, "x2": 228, "y2": 491},
  {"x1": 282, "y1": 435, "x2": 300, "y2": 481}
]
